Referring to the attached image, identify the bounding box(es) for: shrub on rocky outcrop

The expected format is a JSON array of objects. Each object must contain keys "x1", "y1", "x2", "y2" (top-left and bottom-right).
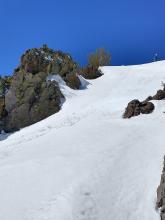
[
  {"x1": 78, "y1": 66, "x2": 103, "y2": 80},
  {"x1": 78, "y1": 48, "x2": 110, "y2": 80}
]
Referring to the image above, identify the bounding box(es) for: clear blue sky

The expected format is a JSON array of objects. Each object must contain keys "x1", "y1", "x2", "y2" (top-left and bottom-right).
[{"x1": 0, "y1": 0, "x2": 165, "y2": 75}]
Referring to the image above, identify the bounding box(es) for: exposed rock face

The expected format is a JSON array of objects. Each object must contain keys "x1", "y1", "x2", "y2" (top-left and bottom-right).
[
  {"x1": 19, "y1": 45, "x2": 80, "y2": 89},
  {"x1": 152, "y1": 90, "x2": 165, "y2": 100},
  {"x1": 0, "y1": 77, "x2": 11, "y2": 130},
  {"x1": 0, "y1": 45, "x2": 81, "y2": 132},
  {"x1": 4, "y1": 71, "x2": 64, "y2": 132},
  {"x1": 0, "y1": 97, "x2": 5, "y2": 119},
  {"x1": 157, "y1": 156, "x2": 165, "y2": 220},
  {"x1": 123, "y1": 99, "x2": 154, "y2": 118}
]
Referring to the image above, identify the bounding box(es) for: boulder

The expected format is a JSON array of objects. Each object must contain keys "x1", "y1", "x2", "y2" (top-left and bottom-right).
[
  {"x1": 123, "y1": 99, "x2": 141, "y2": 118},
  {"x1": 140, "y1": 101, "x2": 155, "y2": 114},
  {"x1": 123, "y1": 99, "x2": 154, "y2": 118}
]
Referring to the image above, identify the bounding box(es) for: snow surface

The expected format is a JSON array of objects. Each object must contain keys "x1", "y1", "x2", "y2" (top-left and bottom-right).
[{"x1": 1, "y1": 61, "x2": 165, "y2": 220}]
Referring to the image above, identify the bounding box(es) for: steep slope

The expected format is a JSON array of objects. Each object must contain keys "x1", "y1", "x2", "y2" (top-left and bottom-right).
[{"x1": 0, "y1": 61, "x2": 165, "y2": 220}]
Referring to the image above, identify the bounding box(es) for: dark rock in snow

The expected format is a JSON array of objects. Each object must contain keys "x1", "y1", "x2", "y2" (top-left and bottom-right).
[
  {"x1": 140, "y1": 101, "x2": 155, "y2": 114},
  {"x1": 152, "y1": 90, "x2": 165, "y2": 100},
  {"x1": 123, "y1": 99, "x2": 154, "y2": 118}
]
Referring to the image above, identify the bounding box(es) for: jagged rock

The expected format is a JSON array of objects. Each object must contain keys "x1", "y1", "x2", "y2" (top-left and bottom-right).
[
  {"x1": 0, "y1": 45, "x2": 82, "y2": 132},
  {"x1": 123, "y1": 100, "x2": 141, "y2": 118},
  {"x1": 65, "y1": 73, "x2": 81, "y2": 89},
  {"x1": 0, "y1": 97, "x2": 5, "y2": 119},
  {"x1": 0, "y1": 76, "x2": 12, "y2": 96},
  {"x1": 19, "y1": 45, "x2": 80, "y2": 89},
  {"x1": 152, "y1": 90, "x2": 165, "y2": 100},
  {"x1": 123, "y1": 99, "x2": 154, "y2": 118},
  {"x1": 156, "y1": 156, "x2": 165, "y2": 220},
  {"x1": 0, "y1": 77, "x2": 10, "y2": 126},
  {"x1": 4, "y1": 71, "x2": 64, "y2": 132}
]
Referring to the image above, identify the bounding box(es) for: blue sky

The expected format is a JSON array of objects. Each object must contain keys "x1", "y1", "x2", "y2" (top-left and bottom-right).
[{"x1": 0, "y1": 0, "x2": 165, "y2": 75}]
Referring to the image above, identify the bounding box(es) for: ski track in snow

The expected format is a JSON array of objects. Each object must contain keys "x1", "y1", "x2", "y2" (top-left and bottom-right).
[{"x1": 1, "y1": 61, "x2": 165, "y2": 220}]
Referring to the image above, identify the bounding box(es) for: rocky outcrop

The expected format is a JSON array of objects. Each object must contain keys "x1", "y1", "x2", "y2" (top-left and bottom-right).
[
  {"x1": 0, "y1": 97, "x2": 5, "y2": 119},
  {"x1": 123, "y1": 84, "x2": 165, "y2": 118},
  {"x1": 0, "y1": 77, "x2": 12, "y2": 130},
  {"x1": 19, "y1": 45, "x2": 80, "y2": 89},
  {"x1": 156, "y1": 156, "x2": 165, "y2": 220},
  {"x1": 78, "y1": 66, "x2": 103, "y2": 79},
  {"x1": 4, "y1": 71, "x2": 64, "y2": 132},
  {"x1": 0, "y1": 45, "x2": 82, "y2": 132},
  {"x1": 123, "y1": 99, "x2": 154, "y2": 118}
]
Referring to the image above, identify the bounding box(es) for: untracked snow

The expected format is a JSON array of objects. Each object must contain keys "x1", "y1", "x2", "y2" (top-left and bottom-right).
[{"x1": 1, "y1": 61, "x2": 165, "y2": 220}]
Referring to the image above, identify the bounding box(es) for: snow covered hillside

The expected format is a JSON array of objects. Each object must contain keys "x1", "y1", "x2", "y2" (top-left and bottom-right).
[{"x1": 1, "y1": 61, "x2": 165, "y2": 220}]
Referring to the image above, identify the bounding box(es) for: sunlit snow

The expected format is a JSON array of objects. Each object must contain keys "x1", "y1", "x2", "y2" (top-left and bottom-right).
[{"x1": 0, "y1": 61, "x2": 165, "y2": 220}]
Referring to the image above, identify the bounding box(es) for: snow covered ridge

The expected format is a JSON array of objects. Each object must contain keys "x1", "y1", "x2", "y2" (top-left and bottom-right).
[{"x1": 1, "y1": 61, "x2": 165, "y2": 220}]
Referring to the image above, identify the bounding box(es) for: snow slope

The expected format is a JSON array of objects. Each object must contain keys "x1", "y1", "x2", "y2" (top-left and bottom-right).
[{"x1": 1, "y1": 61, "x2": 165, "y2": 220}]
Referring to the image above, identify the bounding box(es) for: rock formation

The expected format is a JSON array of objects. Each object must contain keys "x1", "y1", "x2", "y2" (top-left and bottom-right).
[
  {"x1": 0, "y1": 45, "x2": 82, "y2": 132},
  {"x1": 123, "y1": 99, "x2": 154, "y2": 118},
  {"x1": 123, "y1": 84, "x2": 165, "y2": 118}
]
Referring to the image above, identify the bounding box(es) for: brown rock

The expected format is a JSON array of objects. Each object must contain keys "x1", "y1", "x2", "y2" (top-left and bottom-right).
[
  {"x1": 123, "y1": 99, "x2": 154, "y2": 118},
  {"x1": 123, "y1": 99, "x2": 141, "y2": 118},
  {"x1": 153, "y1": 90, "x2": 165, "y2": 100},
  {"x1": 140, "y1": 101, "x2": 155, "y2": 114}
]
